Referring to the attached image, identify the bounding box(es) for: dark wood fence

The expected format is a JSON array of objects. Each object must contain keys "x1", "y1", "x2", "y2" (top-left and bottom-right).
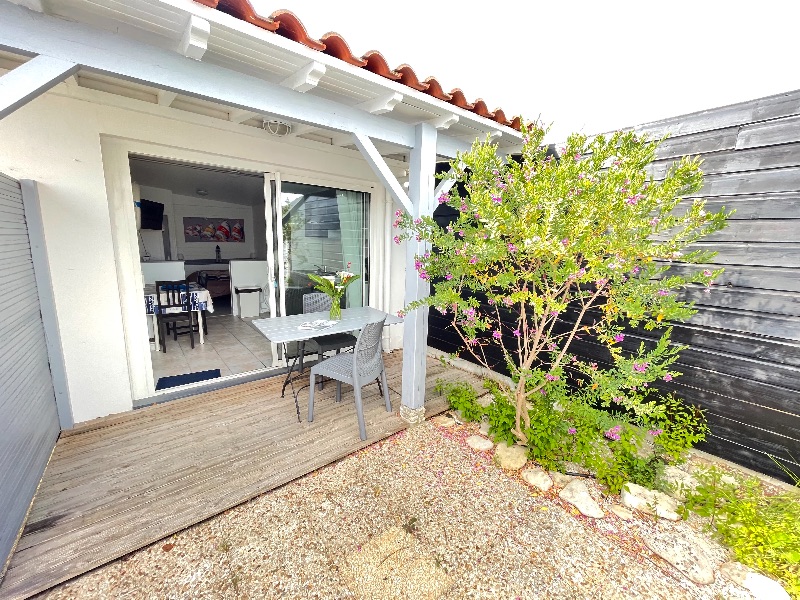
[{"x1": 428, "y1": 92, "x2": 800, "y2": 482}]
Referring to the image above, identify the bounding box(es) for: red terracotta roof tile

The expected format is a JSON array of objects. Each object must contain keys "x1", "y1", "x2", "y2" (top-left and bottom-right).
[
  {"x1": 471, "y1": 99, "x2": 494, "y2": 119},
  {"x1": 395, "y1": 65, "x2": 429, "y2": 91},
  {"x1": 270, "y1": 10, "x2": 325, "y2": 51},
  {"x1": 192, "y1": 0, "x2": 521, "y2": 130},
  {"x1": 449, "y1": 88, "x2": 474, "y2": 110},
  {"x1": 361, "y1": 50, "x2": 401, "y2": 81},
  {"x1": 216, "y1": 0, "x2": 278, "y2": 31},
  {"x1": 320, "y1": 33, "x2": 367, "y2": 67},
  {"x1": 423, "y1": 77, "x2": 452, "y2": 102}
]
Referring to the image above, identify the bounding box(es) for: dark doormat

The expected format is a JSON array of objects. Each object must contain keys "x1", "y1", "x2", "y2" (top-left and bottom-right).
[{"x1": 156, "y1": 369, "x2": 221, "y2": 391}]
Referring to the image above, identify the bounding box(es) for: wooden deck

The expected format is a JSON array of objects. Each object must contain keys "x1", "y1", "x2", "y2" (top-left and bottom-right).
[{"x1": 0, "y1": 353, "x2": 477, "y2": 600}]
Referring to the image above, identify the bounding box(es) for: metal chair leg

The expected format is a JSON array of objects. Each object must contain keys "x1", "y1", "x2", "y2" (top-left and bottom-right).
[
  {"x1": 380, "y1": 368, "x2": 391, "y2": 412},
  {"x1": 308, "y1": 371, "x2": 316, "y2": 422},
  {"x1": 353, "y1": 384, "x2": 367, "y2": 441},
  {"x1": 336, "y1": 381, "x2": 342, "y2": 403}
]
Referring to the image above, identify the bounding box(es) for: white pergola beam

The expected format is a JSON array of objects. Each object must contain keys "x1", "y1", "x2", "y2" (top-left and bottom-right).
[
  {"x1": 280, "y1": 61, "x2": 326, "y2": 93},
  {"x1": 178, "y1": 15, "x2": 210, "y2": 61},
  {"x1": 401, "y1": 123, "x2": 438, "y2": 415},
  {"x1": 352, "y1": 132, "x2": 412, "y2": 214},
  {"x1": 434, "y1": 167, "x2": 459, "y2": 199},
  {"x1": 330, "y1": 132, "x2": 355, "y2": 147},
  {"x1": 0, "y1": 54, "x2": 78, "y2": 119},
  {"x1": 355, "y1": 92, "x2": 403, "y2": 115},
  {"x1": 288, "y1": 123, "x2": 319, "y2": 137}
]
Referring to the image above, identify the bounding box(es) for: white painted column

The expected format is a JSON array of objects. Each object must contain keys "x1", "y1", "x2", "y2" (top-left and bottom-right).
[{"x1": 400, "y1": 123, "x2": 437, "y2": 423}]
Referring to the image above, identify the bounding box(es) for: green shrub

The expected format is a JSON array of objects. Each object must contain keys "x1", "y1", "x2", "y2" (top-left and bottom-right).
[
  {"x1": 435, "y1": 379, "x2": 483, "y2": 422},
  {"x1": 681, "y1": 467, "x2": 800, "y2": 598},
  {"x1": 482, "y1": 382, "x2": 517, "y2": 446},
  {"x1": 645, "y1": 394, "x2": 710, "y2": 462}
]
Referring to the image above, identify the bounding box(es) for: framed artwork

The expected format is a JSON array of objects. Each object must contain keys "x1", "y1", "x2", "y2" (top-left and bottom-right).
[{"x1": 183, "y1": 217, "x2": 245, "y2": 243}]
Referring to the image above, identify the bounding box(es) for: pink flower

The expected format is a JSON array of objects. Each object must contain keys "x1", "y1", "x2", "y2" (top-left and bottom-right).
[
  {"x1": 663, "y1": 373, "x2": 673, "y2": 382},
  {"x1": 595, "y1": 279, "x2": 608, "y2": 288},
  {"x1": 703, "y1": 269, "x2": 712, "y2": 277},
  {"x1": 604, "y1": 425, "x2": 622, "y2": 441},
  {"x1": 561, "y1": 238, "x2": 569, "y2": 246},
  {"x1": 445, "y1": 273, "x2": 453, "y2": 280},
  {"x1": 513, "y1": 328, "x2": 521, "y2": 337},
  {"x1": 396, "y1": 310, "x2": 405, "y2": 318},
  {"x1": 507, "y1": 243, "x2": 518, "y2": 252},
  {"x1": 649, "y1": 217, "x2": 660, "y2": 226},
  {"x1": 492, "y1": 330, "x2": 502, "y2": 340},
  {"x1": 488, "y1": 298, "x2": 495, "y2": 305},
  {"x1": 657, "y1": 289, "x2": 669, "y2": 296},
  {"x1": 503, "y1": 297, "x2": 513, "y2": 306},
  {"x1": 632, "y1": 266, "x2": 641, "y2": 275},
  {"x1": 414, "y1": 218, "x2": 422, "y2": 225},
  {"x1": 568, "y1": 427, "x2": 577, "y2": 435},
  {"x1": 466, "y1": 338, "x2": 478, "y2": 346},
  {"x1": 545, "y1": 374, "x2": 558, "y2": 381},
  {"x1": 419, "y1": 271, "x2": 429, "y2": 280},
  {"x1": 460, "y1": 203, "x2": 468, "y2": 212},
  {"x1": 633, "y1": 362, "x2": 648, "y2": 373},
  {"x1": 469, "y1": 256, "x2": 477, "y2": 264},
  {"x1": 393, "y1": 236, "x2": 401, "y2": 245},
  {"x1": 613, "y1": 333, "x2": 625, "y2": 343},
  {"x1": 612, "y1": 396, "x2": 623, "y2": 403},
  {"x1": 394, "y1": 209, "x2": 402, "y2": 218},
  {"x1": 492, "y1": 196, "x2": 502, "y2": 204},
  {"x1": 458, "y1": 230, "x2": 465, "y2": 237},
  {"x1": 648, "y1": 428, "x2": 663, "y2": 437},
  {"x1": 438, "y1": 194, "x2": 449, "y2": 204}
]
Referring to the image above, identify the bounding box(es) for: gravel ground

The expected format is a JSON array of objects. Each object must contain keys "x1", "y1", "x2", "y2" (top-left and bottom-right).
[{"x1": 38, "y1": 420, "x2": 758, "y2": 600}]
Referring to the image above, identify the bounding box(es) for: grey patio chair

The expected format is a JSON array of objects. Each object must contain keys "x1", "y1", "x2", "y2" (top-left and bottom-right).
[
  {"x1": 308, "y1": 317, "x2": 391, "y2": 441},
  {"x1": 301, "y1": 292, "x2": 357, "y2": 389}
]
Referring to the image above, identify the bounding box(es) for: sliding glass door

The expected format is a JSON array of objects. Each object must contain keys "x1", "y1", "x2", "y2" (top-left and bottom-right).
[{"x1": 268, "y1": 179, "x2": 369, "y2": 317}]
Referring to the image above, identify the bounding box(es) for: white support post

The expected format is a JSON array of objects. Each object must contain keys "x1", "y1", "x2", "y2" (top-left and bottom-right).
[
  {"x1": 400, "y1": 123, "x2": 437, "y2": 423},
  {"x1": 0, "y1": 55, "x2": 78, "y2": 119}
]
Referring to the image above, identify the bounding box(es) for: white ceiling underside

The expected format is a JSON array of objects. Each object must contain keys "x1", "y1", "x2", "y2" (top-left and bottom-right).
[{"x1": 3, "y1": 0, "x2": 521, "y2": 161}]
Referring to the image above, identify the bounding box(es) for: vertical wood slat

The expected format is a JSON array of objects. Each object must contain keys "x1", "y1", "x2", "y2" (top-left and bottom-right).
[{"x1": 0, "y1": 173, "x2": 60, "y2": 582}]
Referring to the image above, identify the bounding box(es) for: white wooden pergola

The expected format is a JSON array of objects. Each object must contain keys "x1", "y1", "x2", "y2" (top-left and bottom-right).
[{"x1": 0, "y1": 0, "x2": 522, "y2": 421}]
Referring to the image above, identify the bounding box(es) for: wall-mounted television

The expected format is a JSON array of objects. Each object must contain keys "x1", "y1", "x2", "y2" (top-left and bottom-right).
[{"x1": 139, "y1": 199, "x2": 164, "y2": 230}]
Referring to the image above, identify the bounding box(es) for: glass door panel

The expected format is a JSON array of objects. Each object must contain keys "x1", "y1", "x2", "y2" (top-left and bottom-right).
[{"x1": 277, "y1": 182, "x2": 369, "y2": 316}]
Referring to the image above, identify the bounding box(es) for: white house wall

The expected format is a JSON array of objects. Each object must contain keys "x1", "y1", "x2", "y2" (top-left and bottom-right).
[{"x1": 0, "y1": 89, "x2": 404, "y2": 424}]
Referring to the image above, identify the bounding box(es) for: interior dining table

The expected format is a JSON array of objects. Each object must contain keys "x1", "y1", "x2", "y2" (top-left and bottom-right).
[{"x1": 143, "y1": 282, "x2": 214, "y2": 348}]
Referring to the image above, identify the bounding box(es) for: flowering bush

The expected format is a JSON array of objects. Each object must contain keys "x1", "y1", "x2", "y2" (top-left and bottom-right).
[{"x1": 397, "y1": 121, "x2": 727, "y2": 471}]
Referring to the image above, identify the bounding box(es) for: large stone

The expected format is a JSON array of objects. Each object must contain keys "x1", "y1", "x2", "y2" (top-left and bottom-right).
[
  {"x1": 493, "y1": 442, "x2": 528, "y2": 470},
  {"x1": 609, "y1": 504, "x2": 634, "y2": 521},
  {"x1": 466, "y1": 435, "x2": 493, "y2": 452},
  {"x1": 621, "y1": 482, "x2": 681, "y2": 521},
  {"x1": 430, "y1": 415, "x2": 455, "y2": 428},
  {"x1": 478, "y1": 419, "x2": 490, "y2": 436},
  {"x1": 475, "y1": 393, "x2": 493, "y2": 408},
  {"x1": 742, "y1": 572, "x2": 791, "y2": 600},
  {"x1": 521, "y1": 467, "x2": 553, "y2": 492},
  {"x1": 558, "y1": 479, "x2": 604, "y2": 518},
  {"x1": 719, "y1": 562, "x2": 791, "y2": 600},
  {"x1": 549, "y1": 471, "x2": 576, "y2": 488},
  {"x1": 643, "y1": 530, "x2": 715, "y2": 585},
  {"x1": 661, "y1": 465, "x2": 698, "y2": 500}
]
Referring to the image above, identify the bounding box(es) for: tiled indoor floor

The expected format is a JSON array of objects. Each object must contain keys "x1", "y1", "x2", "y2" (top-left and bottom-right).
[{"x1": 151, "y1": 313, "x2": 275, "y2": 384}]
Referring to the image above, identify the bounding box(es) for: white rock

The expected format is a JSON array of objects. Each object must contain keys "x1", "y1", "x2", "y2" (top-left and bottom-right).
[
  {"x1": 743, "y1": 572, "x2": 791, "y2": 600},
  {"x1": 430, "y1": 415, "x2": 455, "y2": 428},
  {"x1": 644, "y1": 531, "x2": 715, "y2": 585},
  {"x1": 521, "y1": 467, "x2": 553, "y2": 491},
  {"x1": 493, "y1": 442, "x2": 528, "y2": 470},
  {"x1": 478, "y1": 419, "x2": 490, "y2": 435},
  {"x1": 610, "y1": 504, "x2": 634, "y2": 521},
  {"x1": 662, "y1": 465, "x2": 699, "y2": 500},
  {"x1": 549, "y1": 471, "x2": 576, "y2": 488},
  {"x1": 719, "y1": 561, "x2": 749, "y2": 585},
  {"x1": 559, "y1": 479, "x2": 604, "y2": 518},
  {"x1": 621, "y1": 482, "x2": 681, "y2": 521},
  {"x1": 475, "y1": 393, "x2": 493, "y2": 408},
  {"x1": 466, "y1": 435, "x2": 493, "y2": 451}
]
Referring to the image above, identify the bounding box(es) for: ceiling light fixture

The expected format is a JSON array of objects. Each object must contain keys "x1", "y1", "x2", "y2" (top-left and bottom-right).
[{"x1": 263, "y1": 119, "x2": 292, "y2": 136}]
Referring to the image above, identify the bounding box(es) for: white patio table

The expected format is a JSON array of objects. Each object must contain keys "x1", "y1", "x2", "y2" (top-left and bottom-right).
[{"x1": 252, "y1": 306, "x2": 402, "y2": 420}]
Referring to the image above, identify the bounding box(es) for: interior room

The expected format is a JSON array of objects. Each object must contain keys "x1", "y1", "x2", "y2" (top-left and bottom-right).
[{"x1": 128, "y1": 157, "x2": 371, "y2": 393}]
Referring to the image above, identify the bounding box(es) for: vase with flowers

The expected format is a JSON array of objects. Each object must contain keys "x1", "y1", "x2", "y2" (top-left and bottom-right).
[{"x1": 307, "y1": 263, "x2": 360, "y2": 320}]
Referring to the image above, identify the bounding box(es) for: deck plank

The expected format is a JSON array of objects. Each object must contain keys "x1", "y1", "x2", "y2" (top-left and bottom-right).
[{"x1": 0, "y1": 354, "x2": 474, "y2": 600}]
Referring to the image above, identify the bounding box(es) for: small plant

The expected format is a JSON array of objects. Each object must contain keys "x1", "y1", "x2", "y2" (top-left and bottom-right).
[
  {"x1": 402, "y1": 516, "x2": 419, "y2": 535},
  {"x1": 681, "y1": 467, "x2": 800, "y2": 598},
  {"x1": 435, "y1": 379, "x2": 483, "y2": 422},
  {"x1": 645, "y1": 394, "x2": 710, "y2": 462},
  {"x1": 482, "y1": 380, "x2": 517, "y2": 446}
]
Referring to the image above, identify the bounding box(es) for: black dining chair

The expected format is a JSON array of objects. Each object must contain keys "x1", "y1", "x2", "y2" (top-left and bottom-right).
[{"x1": 155, "y1": 280, "x2": 195, "y2": 353}]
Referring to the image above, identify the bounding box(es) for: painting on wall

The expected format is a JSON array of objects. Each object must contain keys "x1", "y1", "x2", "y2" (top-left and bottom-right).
[{"x1": 183, "y1": 217, "x2": 245, "y2": 243}]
